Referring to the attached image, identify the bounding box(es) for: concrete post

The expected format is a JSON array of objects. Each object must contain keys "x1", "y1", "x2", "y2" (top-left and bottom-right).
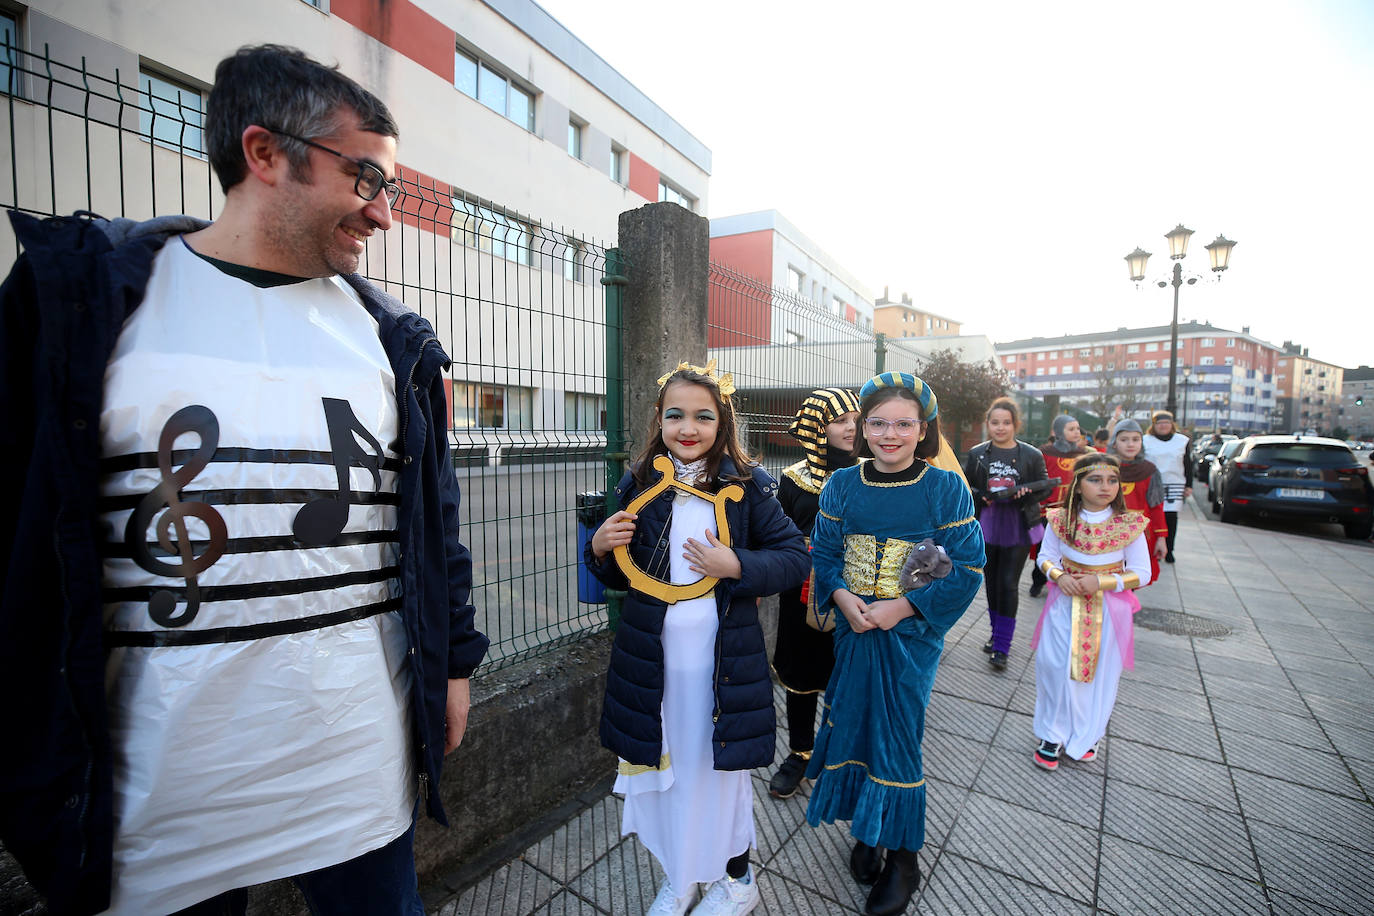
[{"x1": 617, "y1": 202, "x2": 710, "y2": 452}]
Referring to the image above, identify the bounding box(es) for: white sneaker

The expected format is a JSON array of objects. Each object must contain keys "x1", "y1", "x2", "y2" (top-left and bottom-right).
[
  {"x1": 692, "y1": 866, "x2": 760, "y2": 915},
  {"x1": 646, "y1": 876, "x2": 697, "y2": 916}
]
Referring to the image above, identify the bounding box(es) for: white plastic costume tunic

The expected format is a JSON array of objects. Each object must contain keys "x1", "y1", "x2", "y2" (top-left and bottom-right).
[
  {"x1": 1143, "y1": 432, "x2": 1189, "y2": 512},
  {"x1": 613, "y1": 488, "x2": 755, "y2": 890},
  {"x1": 98, "y1": 241, "x2": 414, "y2": 914},
  {"x1": 1030, "y1": 507, "x2": 1150, "y2": 761}
]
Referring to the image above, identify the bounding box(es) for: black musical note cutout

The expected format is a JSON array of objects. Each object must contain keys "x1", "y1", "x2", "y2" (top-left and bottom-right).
[
  {"x1": 292, "y1": 397, "x2": 384, "y2": 547},
  {"x1": 124, "y1": 405, "x2": 230, "y2": 628}
]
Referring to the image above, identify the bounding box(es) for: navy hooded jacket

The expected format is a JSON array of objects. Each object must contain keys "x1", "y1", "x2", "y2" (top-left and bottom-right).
[
  {"x1": 585, "y1": 457, "x2": 809, "y2": 771},
  {"x1": 0, "y1": 211, "x2": 489, "y2": 915}
]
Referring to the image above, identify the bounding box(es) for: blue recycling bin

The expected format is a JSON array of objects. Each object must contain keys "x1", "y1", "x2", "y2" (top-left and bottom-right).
[{"x1": 576, "y1": 491, "x2": 607, "y2": 603}]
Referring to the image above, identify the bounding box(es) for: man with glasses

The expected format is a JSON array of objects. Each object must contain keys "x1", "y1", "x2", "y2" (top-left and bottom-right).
[{"x1": 0, "y1": 45, "x2": 486, "y2": 915}]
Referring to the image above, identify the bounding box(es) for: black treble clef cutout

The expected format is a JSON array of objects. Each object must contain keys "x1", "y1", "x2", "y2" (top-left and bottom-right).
[
  {"x1": 292, "y1": 397, "x2": 384, "y2": 547},
  {"x1": 124, "y1": 405, "x2": 230, "y2": 628}
]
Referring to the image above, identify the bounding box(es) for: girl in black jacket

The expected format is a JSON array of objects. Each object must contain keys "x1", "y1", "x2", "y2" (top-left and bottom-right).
[
  {"x1": 587, "y1": 361, "x2": 808, "y2": 916},
  {"x1": 962, "y1": 397, "x2": 1049, "y2": 670}
]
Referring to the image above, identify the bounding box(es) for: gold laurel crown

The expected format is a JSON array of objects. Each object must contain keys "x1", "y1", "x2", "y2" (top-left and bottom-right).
[{"x1": 656, "y1": 358, "x2": 736, "y2": 397}]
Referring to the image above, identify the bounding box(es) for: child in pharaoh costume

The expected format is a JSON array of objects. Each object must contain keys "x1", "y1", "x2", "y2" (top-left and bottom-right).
[
  {"x1": 768, "y1": 387, "x2": 861, "y2": 800},
  {"x1": 1030, "y1": 452, "x2": 1151, "y2": 771}
]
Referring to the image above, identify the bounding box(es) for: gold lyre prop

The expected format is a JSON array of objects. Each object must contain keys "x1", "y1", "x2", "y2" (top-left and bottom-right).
[{"x1": 613, "y1": 454, "x2": 745, "y2": 603}]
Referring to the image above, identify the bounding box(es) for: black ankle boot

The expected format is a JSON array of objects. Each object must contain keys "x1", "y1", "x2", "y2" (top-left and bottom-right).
[
  {"x1": 849, "y1": 840, "x2": 883, "y2": 885},
  {"x1": 864, "y1": 849, "x2": 919, "y2": 916}
]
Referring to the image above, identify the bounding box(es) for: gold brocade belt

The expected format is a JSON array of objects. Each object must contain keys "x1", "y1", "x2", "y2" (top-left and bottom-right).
[{"x1": 1061, "y1": 559, "x2": 1124, "y2": 684}]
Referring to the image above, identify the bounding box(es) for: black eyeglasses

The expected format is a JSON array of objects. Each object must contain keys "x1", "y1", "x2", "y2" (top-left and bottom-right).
[{"x1": 267, "y1": 128, "x2": 402, "y2": 207}]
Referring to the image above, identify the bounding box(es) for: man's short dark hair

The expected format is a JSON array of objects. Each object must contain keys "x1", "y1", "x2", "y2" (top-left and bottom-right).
[{"x1": 206, "y1": 44, "x2": 400, "y2": 194}]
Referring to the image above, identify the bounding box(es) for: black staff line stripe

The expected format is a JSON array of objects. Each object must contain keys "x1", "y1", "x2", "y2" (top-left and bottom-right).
[
  {"x1": 104, "y1": 597, "x2": 403, "y2": 648},
  {"x1": 100, "y1": 488, "x2": 401, "y2": 514},
  {"x1": 101, "y1": 529, "x2": 400, "y2": 559},
  {"x1": 100, "y1": 447, "x2": 403, "y2": 475},
  {"x1": 101, "y1": 565, "x2": 399, "y2": 605}
]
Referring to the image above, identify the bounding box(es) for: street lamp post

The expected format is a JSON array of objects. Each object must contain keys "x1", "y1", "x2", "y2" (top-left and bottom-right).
[
  {"x1": 1124, "y1": 226, "x2": 1237, "y2": 418},
  {"x1": 1181, "y1": 366, "x2": 1193, "y2": 427}
]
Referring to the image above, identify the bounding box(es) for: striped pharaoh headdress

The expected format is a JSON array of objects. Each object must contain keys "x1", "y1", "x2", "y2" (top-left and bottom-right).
[{"x1": 788, "y1": 387, "x2": 861, "y2": 483}]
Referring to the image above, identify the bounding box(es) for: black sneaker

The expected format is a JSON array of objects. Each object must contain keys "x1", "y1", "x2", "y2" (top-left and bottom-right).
[
  {"x1": 1165, "y1": 552, "x2": 1175, "y2": 563},
  {"x1": 768, "y1": 752, "x2": 809, "y2": 799},
  {"x1": 982, "y1": 638, "x2": 994, "y2": 655},
  {"x1": 1033, "y1": 739, "x2": 1061, "y2": 771},
  {"x1": 988, "y1": 650, "x2": 1008, "y2": 671}
]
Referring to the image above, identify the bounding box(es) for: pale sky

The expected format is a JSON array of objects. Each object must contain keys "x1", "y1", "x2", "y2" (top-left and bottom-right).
[{"x1": 534, "y1": 0, "x2": 1373, "y2": 370}]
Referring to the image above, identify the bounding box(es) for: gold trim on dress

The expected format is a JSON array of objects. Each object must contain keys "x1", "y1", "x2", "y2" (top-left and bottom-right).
[
  {"x1": 771, "y1": 662, "x2": 824, "y2": 695},
  {"x1": 618, "y1": 752, "x2": 671, "y2": 776},
  {"x1": 818, "y1": 508, "x2": 842, "y2": 522},
  {"x1": 782, "y1": 460, "x2": 823, "y2": 495},
  {"x1": 822, "y1": 758, "x2": 926, "y2": 789},
  {"x1": 859, "y1": 463, "x2": 929, "y2": 488},
  {"x1": 1061, "y1": 558, "x2": 1126, "y2": 683},
  {"x1": 936, "y1": 515, "x2": 975, "y2": 530}
]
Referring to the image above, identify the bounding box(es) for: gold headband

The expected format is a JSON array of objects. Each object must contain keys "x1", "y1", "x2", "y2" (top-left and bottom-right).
[
  {"x1": 656, "y1": 358, "x2": 736, "y2": 398},
  {"x1": 1074, "y1": 456, "x2": 1119, "y2": 478}
]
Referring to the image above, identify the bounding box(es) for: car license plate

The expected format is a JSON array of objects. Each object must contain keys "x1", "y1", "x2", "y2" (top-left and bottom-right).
[{"x1": 1275, "y1": 488, "x2": 1324, "y2": 500}]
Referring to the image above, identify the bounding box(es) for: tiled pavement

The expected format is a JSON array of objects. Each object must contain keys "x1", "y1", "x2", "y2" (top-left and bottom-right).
[{"x1": 428, "y1": 501, "x2": 1374, "y2": 915}]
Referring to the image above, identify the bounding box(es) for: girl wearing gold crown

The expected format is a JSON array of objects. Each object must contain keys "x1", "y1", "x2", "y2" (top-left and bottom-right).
[
  {"x1": 585, "y1": 360, "x2": 808, "y2": 916},
  {"x1": 1030, "y1": 452, "x2": 1151, "y2": 772},
  {"x1": 803, "y1": 372, "x2": 984, "y2": 916}
]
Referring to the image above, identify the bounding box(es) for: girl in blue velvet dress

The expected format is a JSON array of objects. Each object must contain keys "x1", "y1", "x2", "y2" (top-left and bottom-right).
[{"x1": 805, "y1": 372, "x2": 984, "y2": 916}]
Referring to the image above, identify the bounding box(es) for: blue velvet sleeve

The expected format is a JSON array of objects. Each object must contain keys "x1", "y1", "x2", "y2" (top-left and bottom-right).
[
  {"x1": 904, "y1": 471, "x2": 985, "y2": 638},
  {"x1": 810, "y1": 468, "x2": 850, "y2": 617}
]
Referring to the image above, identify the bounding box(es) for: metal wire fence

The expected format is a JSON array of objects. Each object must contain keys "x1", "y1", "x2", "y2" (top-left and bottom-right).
[{"x1": 0, "y1": 46, "x2": 621, "y2": 671}]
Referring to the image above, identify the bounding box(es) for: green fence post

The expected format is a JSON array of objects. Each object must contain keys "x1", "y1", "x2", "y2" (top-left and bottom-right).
[
  {"x1": 875, "y1": 332, "x2": 887, "y2": 374},
  {"x1": 601, "y1": 248, "x2": 629, "y2": 631}
]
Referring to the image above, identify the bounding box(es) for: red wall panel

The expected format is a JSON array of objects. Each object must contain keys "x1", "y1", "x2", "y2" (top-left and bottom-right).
[
  {"x1": 332, "y1": 0, "x2": 455, "y2": 83},
  {"x1": 627, "y1": 152, "x2": 658, "y2": 202},
  {"x1": 708, "y1": 230, "x2": 774, "y2": 348}
]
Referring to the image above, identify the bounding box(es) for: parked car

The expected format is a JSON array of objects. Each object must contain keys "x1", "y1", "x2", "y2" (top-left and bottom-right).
[
  {"x1": 1208, "y1": 438, "x2": 1247, "y2": 512},
  {"x1": 1194, "y1": 433, "x2": 1238, "y2": 480},
  {"x1": 1213, "y1": 435, "x2": 1374, "y2": 539}
]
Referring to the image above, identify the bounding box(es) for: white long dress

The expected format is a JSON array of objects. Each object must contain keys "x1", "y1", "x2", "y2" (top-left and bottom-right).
[
  {"x1": 613, "y1": 489, "x2": 755, "y2": 890},
  {"x1": 1032, "y1": 507, "x2": 1151, "y2": 760}
]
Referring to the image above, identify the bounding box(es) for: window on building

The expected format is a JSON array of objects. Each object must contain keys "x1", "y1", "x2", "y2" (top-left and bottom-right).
[
  {"x1": 1078, "y1": 364, "x2": 1090, "y2": 374},
  {"x1": 1048, "y1": 351, "x2": 1059, "y2": 359},
  {"x1": 1106, "y1": 362, "x2": 1116, "y2": 370},
  {"x1": 453, "y1": 383, "x2": 534, "y2": 429},
  {"x1": 567, "y1": 119, "x2": 582, "y2": 159},
  {"x1": 609, "y1": 144, "x2": 625, "y2": 184},
  {"x1": 1226, "y1": 338, "x2": 1235, "y2": 347},
  {"x1": 1144, "y1": 359, "x2": 1157, "y2": 369},
  {"x1": 1127, "y1": 344, "x2": 1140, "y2": 353},
  {"x1": 451, "y1": 199, "x2": 533, "y2": 265},
  {"x1": 1278, "y1": 359, "x2": 1288, "y2": 367},
  {"x1": 1036, "y1": 367, "x2": 1045, "y2": 376},
  {"x1": 832, "y1": 296, "x2": 844, "y2": 316},
  {"x1": 787, "y1": 266, "x2": 804, "y2": 295},
  {"x1": 0, "y1": 10, "x2": 18, "y2": 94},
  {"x1": 926, "y1": 317, "x2": 933, "y2": 330},
  {"x1": 1093, "y1": 347, "x2": 1104, "y2": 356},
  {"x1": 563, "y1": 392, "x2": 605, "y2": 431},
  {"x1": 139, "y1": 68, "x2": 205, "y2": 156},
  {"x1": 1163, "y1": 358, "x2": 1172, "y2": 368},
  {"x1": 1078, "y1": 348, "x2": 1090, "y2": 357},
  {"x1": 1048, "y1": 367, "x2": 1057, "y2": 375},
  {"x1": 1126, "y1": 361, "x2": 1139, "y2": 370},
  {"x1": 1201, "y1": 337, "x2": 1216, "y2": 347},
  {"x1": 1200, "y1": 356, "x2": 1215, "y2": 366},
  {"x1": 1224, "y1": 356, "x2": 1235, "y2": 366},
  {"x1": 785, "y1": 330, "x2": 804, "y2": 345},
  {"x1": 1145, "y1": 342, "x2": 1159, "y2": 352},
  {"x1": 562, "y1": 240, "x2": 585, "y2": 282},
  {"x1": 455, "y1": 48, "x2": 534, "y2": 131},
  {"x1": 658, "y1": 179, "x2": 695, "y2": 210}
]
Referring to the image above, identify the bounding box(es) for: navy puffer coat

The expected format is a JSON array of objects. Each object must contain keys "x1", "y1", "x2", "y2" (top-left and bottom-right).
[{"x1": 585, "y1": 457, "x2": 808, "y2": 771}]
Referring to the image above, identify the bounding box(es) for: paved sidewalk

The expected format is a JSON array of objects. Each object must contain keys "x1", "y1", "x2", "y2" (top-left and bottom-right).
[{"x1": 428, "y1": 501, "x2": 1374, "y2": 915}]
